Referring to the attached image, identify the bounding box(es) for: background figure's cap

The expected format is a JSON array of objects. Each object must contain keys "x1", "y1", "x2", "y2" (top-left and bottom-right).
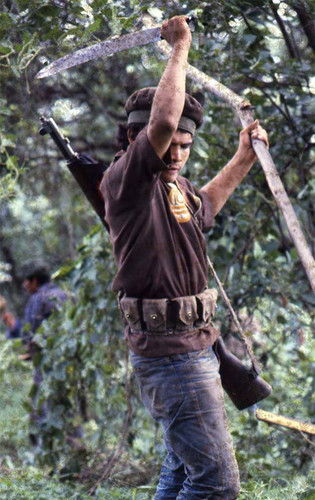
[
  {"x1": 21, "y1": 260, "x2": 50, "y2": 282},
  {"x1": 125, "y1": 87, "x2": 204, "y2": 135}
]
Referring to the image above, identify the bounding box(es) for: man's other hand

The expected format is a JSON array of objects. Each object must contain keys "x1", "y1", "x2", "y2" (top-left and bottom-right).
[
  {"x1": 238, "y1": 120, "x2": 269, "y2": 161},
  {"x1": 1, "y1": 311, "x2": 16, "y2": 330}
]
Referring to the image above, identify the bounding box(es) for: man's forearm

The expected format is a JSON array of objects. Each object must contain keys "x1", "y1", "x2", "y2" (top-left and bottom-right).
[
  {"x1": 201, "y1": 121, "x2": 268, "y2": 216},
  {"x1": 152, "y1": 43, "x2": 189, "y2": 129},
  {"x1": 201, "y1": 151, "x2": 256, "y2": 216},
  {"x1": 147, "y1": 16, "x2": 191, "y2": 158}
]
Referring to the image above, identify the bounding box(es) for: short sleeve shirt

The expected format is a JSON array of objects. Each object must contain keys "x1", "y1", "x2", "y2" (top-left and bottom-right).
[{"x1": 100, "y1": 128, "x2": 219, "y2": 356}]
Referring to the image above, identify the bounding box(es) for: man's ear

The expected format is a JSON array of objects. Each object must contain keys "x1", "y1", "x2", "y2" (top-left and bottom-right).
[{"x1": 127, "y1": 128, "x2": 134, "y2": 144}]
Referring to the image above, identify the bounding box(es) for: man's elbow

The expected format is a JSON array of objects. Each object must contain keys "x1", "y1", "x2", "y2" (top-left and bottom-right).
[
  {"x1": 200, "y1": 187, "x2": 221, "y2": 217},
  {"x1": 148, "y1": 116, "x2": 177, "y2": 138}
]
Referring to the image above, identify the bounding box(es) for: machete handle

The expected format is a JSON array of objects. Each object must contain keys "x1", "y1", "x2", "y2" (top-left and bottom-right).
[{"x1": 187, "y1": 15, "x2": 197, "y2": 32}]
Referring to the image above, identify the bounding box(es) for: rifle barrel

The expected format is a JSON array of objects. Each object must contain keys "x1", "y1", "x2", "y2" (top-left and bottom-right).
[{"x1": 39, "y1": 117, "x2": 78, "y2": 162}]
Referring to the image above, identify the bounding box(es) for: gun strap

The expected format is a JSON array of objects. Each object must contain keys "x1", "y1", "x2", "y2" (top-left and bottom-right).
[{"x1": 207, "y1": 256, "x2": 261, "y2": 375}]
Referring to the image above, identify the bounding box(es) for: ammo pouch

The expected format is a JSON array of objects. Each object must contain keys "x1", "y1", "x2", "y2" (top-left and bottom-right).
[
  {"x1": 196, "y1": 289, "x2": 218, "y2": 326},
  {"x1": 170, "y1": 295, "x2": 198, "y2": 331},
  {"x1": 142, "y1": 298, "x2": 168, "y2": 333},
  {"x1": 214, "y1": 337, "x2": 272, "y2": 410},
  {"x1": 119, "y1": 296, "x2": 142, "y2": 331},
  {"x1": 119, "y1": 289, "x2": 218, "y2": 335},
  {"x1": 119, "y1": 292, "x2": 271, "y2": 409},
  {"x1": 170, "y1": 289, "x2": 218, "y2": 331},
  {"x1": 119, "y1": 296, "x2": 169, "y2": 334}
]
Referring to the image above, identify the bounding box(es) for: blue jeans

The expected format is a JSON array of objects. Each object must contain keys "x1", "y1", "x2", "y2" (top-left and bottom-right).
[{"x1": 130, "y1": 346, "x2": 240, "y2": 499}]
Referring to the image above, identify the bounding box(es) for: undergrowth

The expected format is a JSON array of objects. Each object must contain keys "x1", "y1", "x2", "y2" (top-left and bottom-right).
[{"x1": 0, "y1": 340, "x2": 313, "y2": 499}]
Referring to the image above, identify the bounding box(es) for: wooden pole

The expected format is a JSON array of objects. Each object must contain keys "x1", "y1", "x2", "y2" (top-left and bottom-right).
[
  {"x1": 238, "y1": 107, "x2": 315, "y2": 294},
  {"x1": 256, "y1": 409, "x2": 315, "y2": 435},
  {"x1": 142, "y1": 15, "x2": 315, "y2": 293}
]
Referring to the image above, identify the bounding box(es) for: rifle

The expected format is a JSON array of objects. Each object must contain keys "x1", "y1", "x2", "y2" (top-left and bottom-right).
[
  {"x1": 39, "y1": 117, "x2": 78, "y2": 162},
  {"x1": 39, "y1": 117, "x2": 108, "y2": 229}
]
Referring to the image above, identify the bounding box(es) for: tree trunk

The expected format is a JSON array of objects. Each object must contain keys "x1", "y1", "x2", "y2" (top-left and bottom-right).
[{"x1": 292, "y1": 0, "x2": 315, "y2": 52}]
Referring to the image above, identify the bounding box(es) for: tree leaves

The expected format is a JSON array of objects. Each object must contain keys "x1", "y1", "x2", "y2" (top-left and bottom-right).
[{"x1": 0, "y1": 0, "x2": 314, "y2": 490}]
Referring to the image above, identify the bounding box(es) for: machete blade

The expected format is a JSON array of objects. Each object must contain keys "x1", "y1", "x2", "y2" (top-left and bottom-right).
[{"x1": 36, "y1": 27, "x2": 161, "y2": 79}]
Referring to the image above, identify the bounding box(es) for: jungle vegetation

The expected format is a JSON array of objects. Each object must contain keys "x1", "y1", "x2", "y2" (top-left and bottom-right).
[{"x1": 0, "y1": 0, "x2": 314, "y2": 498}]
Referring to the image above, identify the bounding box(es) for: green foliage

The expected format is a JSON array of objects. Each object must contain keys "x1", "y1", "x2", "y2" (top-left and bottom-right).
[
  {"x1": 239, "y1": 472, "x2": 315, "y2": 500},
  {"x1": 1, "y1": 0, "x2": 314, "y2": 496},
  {"x1": 228, "y1": 303, "x2": 313, "y2": 471},
  {"x1": 29, "y1": 227, "x2": 159, "y2": 483},
  {"x1": 31, "y1": 227, "x2": 124, "y2": 467},
  {"x1": 0, "y1": 345, "x2": 313, "y2": 498},
  {"x1": 0, "y1": 469, "x2": 313, "y2": 499},
  {"x1": 0, "y1": 467, "x2": 89, "y2": 500},
  {"x1": 0, "y1": 340, "x2": 32, "y2": 459}
]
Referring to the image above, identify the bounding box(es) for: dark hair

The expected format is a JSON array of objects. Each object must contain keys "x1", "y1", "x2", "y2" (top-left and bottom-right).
[
  {"x1": 21, "y1": 260, "x2": 50, "y2": 285},
  {"x1": 115, "y1": 123, "x2": 146, "y2": 151}
]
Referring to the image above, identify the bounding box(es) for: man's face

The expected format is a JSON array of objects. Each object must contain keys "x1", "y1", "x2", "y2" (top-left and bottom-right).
[
  {"x1": 23, "y1": 277, "x2": 39, "y2": 295},
  {"x1": 161, "y1": 130, "x2": 193, "y2": 183}
]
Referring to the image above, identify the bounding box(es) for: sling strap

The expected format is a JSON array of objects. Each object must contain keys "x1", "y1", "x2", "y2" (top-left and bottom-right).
[{"x1": 207, "y1": 255, "x2": 261, "y2": 375}]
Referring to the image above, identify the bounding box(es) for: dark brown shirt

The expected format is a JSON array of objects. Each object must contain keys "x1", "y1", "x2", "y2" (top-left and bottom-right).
[{"x1": 100, "y1": 129, "x2": 219, "y2": 356}]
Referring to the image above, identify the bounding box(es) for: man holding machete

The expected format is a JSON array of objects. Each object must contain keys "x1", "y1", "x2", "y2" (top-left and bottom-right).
[{"x1": 100, "y1": 14, "x2": 268, "y2": 500}]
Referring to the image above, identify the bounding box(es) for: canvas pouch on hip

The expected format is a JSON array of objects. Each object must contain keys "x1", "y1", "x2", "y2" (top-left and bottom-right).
[{"x1": 171, "y1": 295, "x2": 198, "y2": 331}]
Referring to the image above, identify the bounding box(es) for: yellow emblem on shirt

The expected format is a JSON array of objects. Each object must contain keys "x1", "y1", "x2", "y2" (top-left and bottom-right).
[{"x1": 168, "y1": 183, "x2": 191, "y2": 223}]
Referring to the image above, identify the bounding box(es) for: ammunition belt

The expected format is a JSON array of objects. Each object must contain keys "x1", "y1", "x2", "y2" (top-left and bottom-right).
[{"x1": 118, "y1": 289, "x2": 218, "y2": 335}]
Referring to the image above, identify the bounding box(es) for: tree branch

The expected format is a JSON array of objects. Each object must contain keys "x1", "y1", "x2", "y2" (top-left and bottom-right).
[
  {"x1": 292, "y1": 0, "x2": 315, "y2": 52},
  {"x1": 268, "y1": 0, "x2": 298, "y2": 59}
]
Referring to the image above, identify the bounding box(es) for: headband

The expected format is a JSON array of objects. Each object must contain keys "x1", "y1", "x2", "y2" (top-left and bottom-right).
[{"x1": 127, "y1": 110, "x2": 196, "y2": 136}]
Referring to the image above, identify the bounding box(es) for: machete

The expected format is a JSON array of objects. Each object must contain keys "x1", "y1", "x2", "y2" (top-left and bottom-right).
[{"x1": 36, "y1": 17, "x2": 195, "y2": 79}]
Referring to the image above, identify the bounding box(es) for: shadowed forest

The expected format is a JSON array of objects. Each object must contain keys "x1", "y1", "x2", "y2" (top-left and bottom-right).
[{"x1": 0, "y1": 0, "x2": 314, "y2": 498}]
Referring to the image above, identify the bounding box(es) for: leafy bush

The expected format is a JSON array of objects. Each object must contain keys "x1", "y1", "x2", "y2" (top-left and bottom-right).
[{"x1": 0, "y1": 0, "x2": 314, "y2": 496}]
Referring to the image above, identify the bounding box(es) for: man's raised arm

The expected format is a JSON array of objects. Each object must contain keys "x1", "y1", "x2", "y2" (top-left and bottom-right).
[{"x1": 147, "y1": 16, "x2": 192, "y2": 159}]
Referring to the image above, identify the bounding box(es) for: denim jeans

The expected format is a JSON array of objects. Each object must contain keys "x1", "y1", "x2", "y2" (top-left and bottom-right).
[{"x1": 130, "y1": 346, "x2": 240, "y2": 499}]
